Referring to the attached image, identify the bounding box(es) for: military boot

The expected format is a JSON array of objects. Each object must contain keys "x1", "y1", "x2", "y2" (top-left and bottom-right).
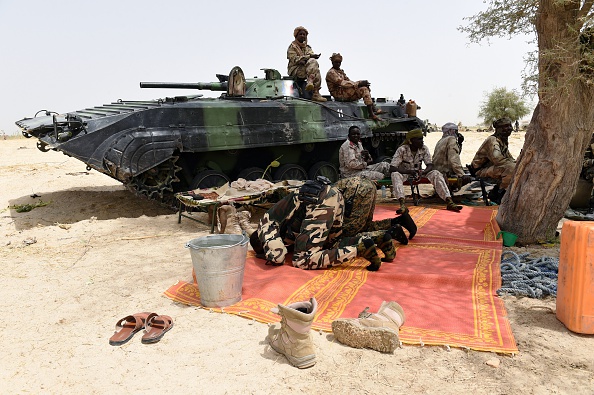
[
  {"x1": 356, "y1": 237, "x2": 381, "y2": 271},
  {"x1": 267, "y1": 298, "x2": 317, "y2": 369},
  {"x1": 396, "y1": 197, "x2": 408, "y2": 214},
  {"x1": 331, "y1": 301, "x2": 406, "y2": 353},
  {"x1": 393, "y1": 211, "x2": 417, "y2": 240},
  {"x1": 371, "y1": 232, "x2": 396, "y2": 262},
  {"x1": 218, "y1": 205, "x2": 242, "y2": 234},
  {"x1": 236, "y1": 210, "x2": 256, "y2": 236},
  {"x1": 311, "y1": 92, "x2": 327, "y2": 102},
  {"x1": 387, "y1": 223, "x2": 408, "y2": 245}
]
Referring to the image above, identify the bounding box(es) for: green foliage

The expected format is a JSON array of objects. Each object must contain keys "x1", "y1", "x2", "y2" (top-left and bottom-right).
[
  {"x1": 478, "y1": 87, "x2": 531, "y2": 125},
  {"x1": 458, "y1": 0, "x2": 537, "y2": 42},
  {"x1": 262, "y1": 156, "x2": 282, "y2": 179},
  {"x1": 12, "y1": 200, "x2": 50, "y2": 213},
  {"x1": 460, "y1": 1, "x2": 594, "y2": 96}
]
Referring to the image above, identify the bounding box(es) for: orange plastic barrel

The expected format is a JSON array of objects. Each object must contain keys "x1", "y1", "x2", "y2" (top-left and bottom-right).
[{"x1": 556, "y1": 220, "x2": 594, "y2": 334}]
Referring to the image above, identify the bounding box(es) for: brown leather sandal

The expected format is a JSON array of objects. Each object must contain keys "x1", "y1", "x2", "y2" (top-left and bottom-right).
[
  {"x1": 109, "y1": 312, "x2": 151, "y2": 346},
  {"x1": 141, "y1": 314, "x2": 174, "y2": 344}
]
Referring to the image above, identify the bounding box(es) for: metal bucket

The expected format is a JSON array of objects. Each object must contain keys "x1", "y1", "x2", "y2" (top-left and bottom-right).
[{"x1": 185, "y1": 233, "x2": 249, "y2": 308}]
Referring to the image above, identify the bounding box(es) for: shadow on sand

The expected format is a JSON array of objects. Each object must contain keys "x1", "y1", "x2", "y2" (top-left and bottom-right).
[{"x1": 6, "y1": 187, "x2": 175, "y2": 231}]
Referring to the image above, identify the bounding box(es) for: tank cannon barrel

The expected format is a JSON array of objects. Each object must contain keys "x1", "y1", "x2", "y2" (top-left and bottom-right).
[{"x1": 140, "y1": 82, "x2": 228, "y2": 91}]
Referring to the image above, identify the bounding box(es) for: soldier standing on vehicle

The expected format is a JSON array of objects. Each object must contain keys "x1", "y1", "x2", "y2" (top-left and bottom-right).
[{"x1": 287, "y1": 26, "x2": 326, "y2": 102}]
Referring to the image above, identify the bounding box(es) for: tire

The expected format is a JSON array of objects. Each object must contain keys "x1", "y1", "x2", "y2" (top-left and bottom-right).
[
  {"x1": 273, "y1": 164, "x2": 307, "y2": 181},
  {"x1": 237, "y1": 167, "x2": 271, "y2": 181},
  {"x1": 190, "y1": 170, "x2": 230, "y2": 189},
  {"x1": 308, "y1": 161, "x2": 339, "y2": 182}
]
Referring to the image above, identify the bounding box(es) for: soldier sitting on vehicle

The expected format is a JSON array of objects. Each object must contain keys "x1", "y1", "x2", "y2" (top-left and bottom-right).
[
  {"x1": 249, "y1": 176, "x2": 397, "y2": 271},
  {"x1": 339, "y1": 126, "x2": 391, "y2": 180},
  {"x1": 287, "y1": 26, "x2": 326, "y2": 102},
  {"x1": 325, "y1": 53, "x2": 383, "y2": 121}
]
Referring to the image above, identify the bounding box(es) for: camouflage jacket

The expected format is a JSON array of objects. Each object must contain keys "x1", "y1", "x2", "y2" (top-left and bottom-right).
[
  {"x1": 390, "y1": 144, "x2": 433, "y2": 172},
  {"x1": 433, "y1": 135, "x2": 465, "y2": 177},
  {"x1": 325, "y1": 68, "x2": 358, "y2": 99},
  {"x1": 258, "y1": 186, "x2": 344, "y2": 264},
  {"x1": 471, "y1": 135, "x2": 515, "y2": 170},
  {"x1": 287, "y1": 41, "x2": 315, "y2": 78}
]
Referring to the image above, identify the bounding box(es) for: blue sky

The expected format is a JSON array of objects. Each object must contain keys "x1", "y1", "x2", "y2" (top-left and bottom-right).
[{"x1": 0, "y1": 0, "x2": 535, "y2": 135}]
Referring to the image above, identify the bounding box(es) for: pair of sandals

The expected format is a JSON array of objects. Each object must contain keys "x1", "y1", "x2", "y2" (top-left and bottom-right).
[{"x1": 109, "y1": 312, "x2": 173, "y2": 346}]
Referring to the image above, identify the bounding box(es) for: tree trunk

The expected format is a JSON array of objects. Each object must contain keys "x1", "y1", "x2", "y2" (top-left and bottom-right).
[{"x1": 497, "y1": 0, "x2": 594, "y2": 243}]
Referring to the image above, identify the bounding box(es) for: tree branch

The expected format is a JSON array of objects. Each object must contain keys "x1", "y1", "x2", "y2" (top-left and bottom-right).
[{"x1": 578, "y1": 0, "x2": 594, "y2": 23}]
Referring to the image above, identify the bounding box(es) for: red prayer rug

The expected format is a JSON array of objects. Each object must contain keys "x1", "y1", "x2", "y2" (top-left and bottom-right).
[{"x1": 164, "y1": 205, "x2": 518, "y2": 353}]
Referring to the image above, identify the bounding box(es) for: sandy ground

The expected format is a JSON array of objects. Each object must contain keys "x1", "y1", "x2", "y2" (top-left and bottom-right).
[{"x1": 1, "y1": 132, "x2": 593, "y2": 394}]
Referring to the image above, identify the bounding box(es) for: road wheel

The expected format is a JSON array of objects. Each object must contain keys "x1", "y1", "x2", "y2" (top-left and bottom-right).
[
  {"x1": 237, "y1": 167, "x2": 271, "y2": 181},
  {"x1": 308, "y1": 161, "x2": 339, "y2": 182},
  {"x1": 274, "y1": 164, "x2": 307, "y2": 181},
  {"x1": 190, "y1": 170, "x2": 230, "y2": 189}
]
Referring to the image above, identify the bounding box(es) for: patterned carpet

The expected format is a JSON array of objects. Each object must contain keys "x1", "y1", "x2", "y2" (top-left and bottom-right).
[{"x1": 165, "y1": 205, "x2": 517, "y2": 353}]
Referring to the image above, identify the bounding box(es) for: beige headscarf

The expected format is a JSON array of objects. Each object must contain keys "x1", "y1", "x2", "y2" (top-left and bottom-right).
[
  {"x1": 293, "y1": 26, "x2": 308, "y2": 38},
  {"x1": 329, "y1": 53, "x2": 343, "y2": 62}
]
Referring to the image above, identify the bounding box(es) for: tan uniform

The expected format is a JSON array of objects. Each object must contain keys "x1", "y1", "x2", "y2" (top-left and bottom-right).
[
  {"x1": 325, "y1": 68, "x2": 373, "y2": 106},
  {"x1": 471, "y1": 135, "x2": 515, "y2": 189},
  {"x1": 287, "y1": 41, "x2": 322, "y2": 92},
  {"x1": 433, "y1": 135, "x2": 465, "y2": 177},
  {"x1": 338, "y1": 139, "x2": 390, "y2": 180},
  {"x1": 390, "y1": 144, "x2": 452, "y2": 200}
]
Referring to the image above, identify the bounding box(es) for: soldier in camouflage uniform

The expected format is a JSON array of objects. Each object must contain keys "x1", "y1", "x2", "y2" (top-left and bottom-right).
[
  {"x1": 287, "y1": 26, "x2": 326, "y2": 102},
  {"x1": 325, "y1": 53, "x2": 382, "y2": 121},
  {"x1": 250, "y1": 179, "x2": 396, "y2": 271},
  {"x1": 390, "y1": 129, "x2": 462, "y2": 213},
  {"x1": 339, "y1": 126, "x2": 391, "y2": 180},
  {"x1": 336, "y1": 176, "x2": 411, "y2": 244}
]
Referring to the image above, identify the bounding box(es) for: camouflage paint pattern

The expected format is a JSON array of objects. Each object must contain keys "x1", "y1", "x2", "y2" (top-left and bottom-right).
[{"x1": 16, "y1": 68, "x2": 425, "y2": 200}]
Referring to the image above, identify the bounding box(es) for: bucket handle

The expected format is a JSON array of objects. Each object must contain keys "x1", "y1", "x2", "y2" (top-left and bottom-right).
[{"x1": 185, "y1": 231, "x2": 249, "y2": 249}]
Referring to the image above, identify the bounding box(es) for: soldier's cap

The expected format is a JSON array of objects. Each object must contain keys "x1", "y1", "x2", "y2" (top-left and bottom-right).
[
  {"x1": 330, "y1": 53, "x2": 343, "y2": 62},
  {"x1": 493, "y1": 117, "x2": 512, "y2": 129},
  {"x1": 294, "y1": 26, "x2": 308, "y2": 37}
]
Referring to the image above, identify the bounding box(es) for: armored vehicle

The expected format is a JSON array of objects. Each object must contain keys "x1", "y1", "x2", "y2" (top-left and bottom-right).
[{"x1": 16, "y1": 66, "x2": 425, "y2": 202}]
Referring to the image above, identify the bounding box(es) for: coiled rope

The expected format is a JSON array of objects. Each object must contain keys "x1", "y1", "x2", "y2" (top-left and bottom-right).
[{"x1": 497, "y1": 250, "x2": 559, "y2": 298}]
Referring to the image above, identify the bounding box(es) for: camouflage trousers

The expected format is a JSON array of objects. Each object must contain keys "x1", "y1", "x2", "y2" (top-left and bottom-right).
[
  {"x1": 332, "y1": 85, "x2": 373, "y2": 106},
  {"x1": 359, "y1": 162, "x2": 391, "y2": 181},
  {"x1": 391, "y1": 169, "x2": 451, "y2": 200},
  {"x1": 476, "y1": 163, "x2": 515, "y2": 189},
  {"x1": 291, "y1": 189, "x2": 357, "y2": 270},
  {"x1": 306, "y1": 58, "x2": 322, "y2": 91},
  {"x1": 335, "y1": 176, "x2": 393, "y2": 237}
]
